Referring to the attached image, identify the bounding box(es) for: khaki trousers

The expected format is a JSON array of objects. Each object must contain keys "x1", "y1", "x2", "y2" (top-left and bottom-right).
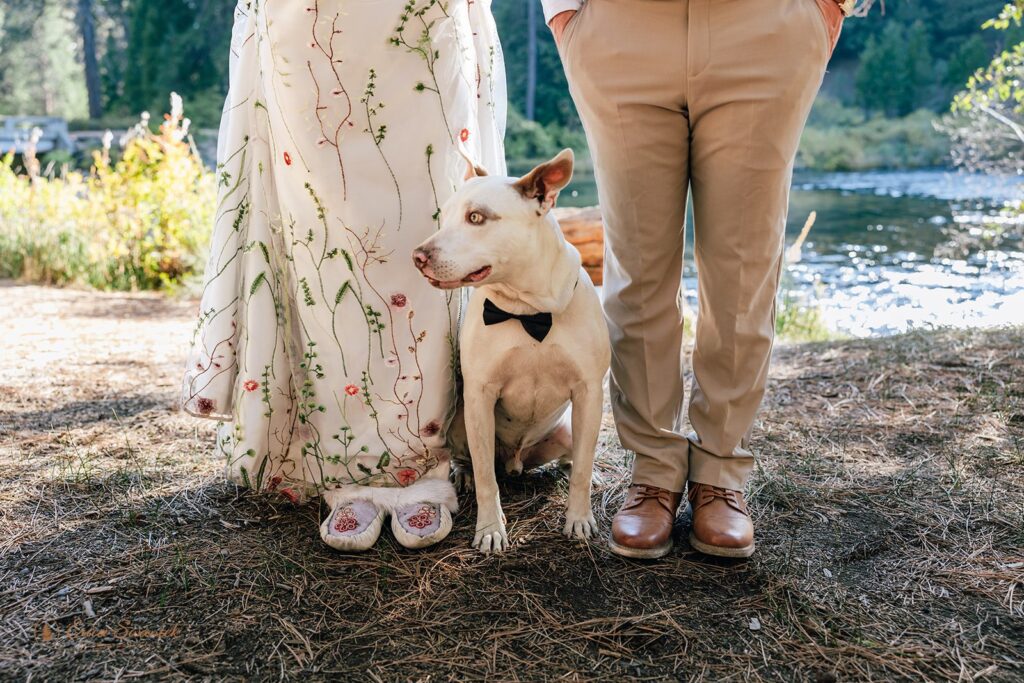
[{"x1": 559, "y1": 0, "x2": 839, "y2": 492}]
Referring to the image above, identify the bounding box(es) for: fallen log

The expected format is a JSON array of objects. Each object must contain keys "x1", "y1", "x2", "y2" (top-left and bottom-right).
[{"x1": 554, "y1": 205, "x2": 604, "y2": 285}]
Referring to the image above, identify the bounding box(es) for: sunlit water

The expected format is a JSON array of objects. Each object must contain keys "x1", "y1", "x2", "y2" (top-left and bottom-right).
[{"x1": 557, "y1": 169, "x2": 1024, "y2": 337}]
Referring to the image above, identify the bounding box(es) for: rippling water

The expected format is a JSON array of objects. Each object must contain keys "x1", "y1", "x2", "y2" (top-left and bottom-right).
[
  {"x1": 785, "y1": 171, "x2": 1023, "y2": 336},
  {"x1": 558, "y1": 168, "x2": 1024, "y2": 337}
]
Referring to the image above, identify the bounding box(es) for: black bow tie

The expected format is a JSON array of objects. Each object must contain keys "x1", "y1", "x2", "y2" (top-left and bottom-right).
[{"x1": 482, "y1": 298, "x2": 553, "y2": 342}]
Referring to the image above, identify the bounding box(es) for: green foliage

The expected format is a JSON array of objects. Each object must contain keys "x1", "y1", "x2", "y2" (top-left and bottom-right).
[
  {"x1": 0, "y1": 1, "x2": 88, "y2": 118},
  {"x1": 492, "y1": 2, "x2": 579, "y2": 128},
  {"x1": 856, "y1": 20, "x2": 934, "y2": 116},
  {"x1": 503, "y1": 108, "x2": 589, "y2": 163},
  {"x1": 1, "y1": 0, "x2": 1015, "y2": 168},
  {"x1": 113, "y1": 0, "x2": 233, "y2": 128},
  {"x1": 0, "y1": 96, "x2": 215, "y2": 290},
  {"x1": 775, "y1": 289, "x2": 835, "y2": 343},
  {"x1": 946, "y1": 1, "x2": 1024, "y2": 175},
  {"x1": 953, "y1": 2, "x2": 1024, "y2": 116},
  {"x1": 799, "y1": 97, "x2": 950, "y2": 171},
  {"x1": 983, "y1": 0, "x2": 1024, "y2": 28},
  {"x1": 945, "y1": 35, "x2": 991, "y2": 89}
]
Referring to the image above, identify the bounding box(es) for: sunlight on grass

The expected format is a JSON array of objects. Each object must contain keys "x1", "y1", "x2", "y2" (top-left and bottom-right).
[{"x1": 0, "y1": 94, "x2": 214, "y2": 291}]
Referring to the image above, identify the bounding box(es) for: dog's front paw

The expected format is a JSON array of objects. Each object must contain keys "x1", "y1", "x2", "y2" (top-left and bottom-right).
[
  {"x1": 563, "y1": 510, "x2": 598, "y2": 540},
  {"x1": 472, "y1": 515, "x2": 509, "y2": 554}
]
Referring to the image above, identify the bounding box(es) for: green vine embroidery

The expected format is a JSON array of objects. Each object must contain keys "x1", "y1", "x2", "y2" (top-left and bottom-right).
[
  {"x1": 361, "y1": 68, "x2": 404, "y2": 230},
  {"x1": 392, "y1": 0, "x2": 454, "y2": 144}
]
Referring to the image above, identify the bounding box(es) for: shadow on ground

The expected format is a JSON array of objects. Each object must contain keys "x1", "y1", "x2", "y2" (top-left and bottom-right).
[{"x1": 1, "y1": 285, "x2": 1022, "y2": 681}]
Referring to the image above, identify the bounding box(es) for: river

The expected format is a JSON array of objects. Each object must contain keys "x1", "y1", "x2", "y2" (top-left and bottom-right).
[{"x1": 555, "y1": 168, "x2": 1024, "y2": 338}]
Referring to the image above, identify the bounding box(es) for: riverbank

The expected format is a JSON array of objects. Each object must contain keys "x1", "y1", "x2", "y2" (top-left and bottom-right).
[
  {"x1": 505, "y1": 97, "x2": 953, "y2": 178},
  {"x1": 2, "y1": 283, "x2": 1021, "y2": 680},
  {"x1": 56, "y1": 97, "x2": 952, "y2": 178},
  {"x1": 553, "y1": 169, "x2": 1024, "y2": 339}
]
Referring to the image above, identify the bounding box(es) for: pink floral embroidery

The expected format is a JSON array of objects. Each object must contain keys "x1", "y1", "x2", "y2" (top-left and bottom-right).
[
  {"x1": 459, "y1": 128, "x2": 470, "y2": 143},
  {"x1": 420, "y1": 420, "x2": 441, "y2": 437},
  {"x1": 244, "y1": 379, "x2": 259, "y2": 392},
  {"x1": 196, "y1": 397, "x2": 216, "y2": 415},
  {"x1": 406, "y1": 505, "x2": 437, "y2": 529},
  {"x1": 332, "y1": 505, "x2": 359, "y2": 533},
  {"x1": 390, "y1": 293, "x2": 407, "y2": 308},
  {"x1": 344, "y1": 384, "x2": 359, "y2": 396},
  {"x1": 397, "y1": 468, "x2": 418, "y2": 486},
  {"x1": 279, "y1": 487, "x2": 299, "y2": 504}
]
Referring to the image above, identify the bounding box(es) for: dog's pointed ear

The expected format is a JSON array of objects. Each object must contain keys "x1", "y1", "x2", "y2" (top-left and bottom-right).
[
  {"x1": 458, "y1": 142, "x2": 488, "y2": 181},
  {"x1": 513, "y1": 148, "x2": 574, "y2": 213}
]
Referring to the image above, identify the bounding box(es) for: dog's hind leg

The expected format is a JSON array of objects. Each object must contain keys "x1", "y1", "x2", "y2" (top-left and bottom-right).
[
  {"x1": 563, "y1": 383, "x2": 601, "y2": 539},
  {"x1": 505, "y1": 449, "x2": 525, "y2": 476},
  {"x1": 451, "y1": 460, "x2": 474, "y2": 493},
  {"x1": 521, "y1": 421, "x2": 572, "y2": 471},
  {"x1": 446, "y1": 403, "x2": 475, "y2": 493}
]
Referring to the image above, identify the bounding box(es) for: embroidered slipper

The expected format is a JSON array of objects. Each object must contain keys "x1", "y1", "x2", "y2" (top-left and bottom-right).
[
  {"x1": 320, "y1": 497, "x2": 386, "y2": 552},
  {"x1": 391, "y1": 502, "x2": 454, "y2": 549}
]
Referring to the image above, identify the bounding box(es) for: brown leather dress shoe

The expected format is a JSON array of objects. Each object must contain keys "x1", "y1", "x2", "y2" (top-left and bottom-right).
[
  {"x1": 687, "y1": 483, "x2": 755, "y2": 558},
  {"x1": 609, "y1": 484, "x2": 682, "y2": 559}
]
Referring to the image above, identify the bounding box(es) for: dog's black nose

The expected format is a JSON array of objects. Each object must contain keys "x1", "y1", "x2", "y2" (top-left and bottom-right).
[{"x1": 412, "y1": 248, "x2": 430, "y2": 269}]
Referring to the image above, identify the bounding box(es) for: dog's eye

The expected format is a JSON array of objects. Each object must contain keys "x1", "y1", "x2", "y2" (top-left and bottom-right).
[{"x1": 467, "y1": 211, "x2": 486, "y2": 225}]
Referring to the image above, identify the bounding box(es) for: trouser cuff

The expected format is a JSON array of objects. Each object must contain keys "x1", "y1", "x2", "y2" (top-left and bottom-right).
[
  {"x1": 686, "y1": 434, "x2": 754, "y2": 491},
  {"x1": 629, "y1": 449, "x2": 687, "y2": 494}
]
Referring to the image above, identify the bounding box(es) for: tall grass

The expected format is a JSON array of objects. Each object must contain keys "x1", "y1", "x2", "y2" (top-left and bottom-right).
[{"x1": 0, "y1": 94, "x2": 215, "y2": 290}]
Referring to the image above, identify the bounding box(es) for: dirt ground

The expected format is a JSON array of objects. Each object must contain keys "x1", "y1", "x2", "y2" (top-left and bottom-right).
[{"x1": 1, "y1": 281, "x2": 1022, "y2": 682}]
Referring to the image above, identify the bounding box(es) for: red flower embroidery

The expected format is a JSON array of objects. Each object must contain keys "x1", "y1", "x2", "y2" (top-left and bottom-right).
[
  {"x1": 420, "y1": 420, "x2": 441, "y2": 437},
  {"x1": 406, "y1": 505, "x2": 437, "y2": 529},
  {"x1": 283, "y1": 151, "x2": 293, "y2": 166},
  {"x1": 196, "y1": 397, "x2": 216, "y2": 415},
  {"x1": 397, "y1": 469, "x2": 418, "y2": 486},
  {"x1": 267, "y1": 474, "x2": 283, "y2": 491},
  {"x1": 390, "y1": 293, "x2": 407, "y2": 308},
  {"x1": 344, "y1": 384, "x2": 359, "y2": 396},
  {"x1": 332, "y1": 506, "x2": 359, "y2": 533},
  {"x1": 279, "y1": 487, "x2": 300, "y2": 504},
  {"x1": 459, "y1": 128, "x2": 470, "y2": 143},
  {"x1": 243, "y1": 379, "x2": 259, "y2": 392}
]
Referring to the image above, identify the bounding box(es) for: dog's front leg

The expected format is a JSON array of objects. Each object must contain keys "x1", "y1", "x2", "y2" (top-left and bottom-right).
[
  {"x1": 564, "y1": 382, "x2": 601, "y2": 539},
  {"x1": 464, "y1": 381, "x2": 508, "y2": 553}
]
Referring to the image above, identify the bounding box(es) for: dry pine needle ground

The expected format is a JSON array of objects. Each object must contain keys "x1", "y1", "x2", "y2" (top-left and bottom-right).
[{"x1": 1, "y1": 282, "x2": 1022, "y2": 681}]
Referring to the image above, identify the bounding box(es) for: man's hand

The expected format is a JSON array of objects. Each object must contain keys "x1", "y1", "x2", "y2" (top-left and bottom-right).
[{"x1": 549, "y1": 10, "x2": 578, "y2": 48}]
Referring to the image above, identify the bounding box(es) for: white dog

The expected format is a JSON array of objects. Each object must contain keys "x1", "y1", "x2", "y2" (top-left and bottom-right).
[{"x1": 412, "y1": 149, "x2": 611, "y2": 553}]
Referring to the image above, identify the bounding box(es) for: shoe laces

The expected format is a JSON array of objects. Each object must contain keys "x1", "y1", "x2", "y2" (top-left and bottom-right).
[
  {"x1": 692, "y1": 484, "x2": 747, "y2": 514},
  {"x1": 704, "y1": 485, "x2": 736, "y2": 501},
  {"x1": 634, "y1": 484, "x2": 668, "y2": 502}
]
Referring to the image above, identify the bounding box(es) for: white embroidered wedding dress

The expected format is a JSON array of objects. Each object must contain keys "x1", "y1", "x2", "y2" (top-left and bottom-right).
[{"x1": 182, "y1": 0, "x2": 506, "y2": 513}]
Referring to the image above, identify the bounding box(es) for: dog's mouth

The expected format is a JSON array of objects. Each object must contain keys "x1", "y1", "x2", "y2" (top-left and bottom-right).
[{"x1": 424, "y1": 265, "x2": 492, "y2": 289}]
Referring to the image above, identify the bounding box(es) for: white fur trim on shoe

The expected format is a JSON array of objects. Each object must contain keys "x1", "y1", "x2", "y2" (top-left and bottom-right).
[{"x1": 321, "y1": 478, "x2": 458, "y2": 514}]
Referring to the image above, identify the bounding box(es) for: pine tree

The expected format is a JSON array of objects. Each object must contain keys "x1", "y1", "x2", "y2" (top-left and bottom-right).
[
  {"x1": 492, "y1": 0, "x2": 579, "y2": 129},
  {"x1": 0, "y1": 0, "x2": 88, "y2": 118},
  {"x1": 118, "y1": 0, "x2": 232, "y2": 125},
  {"x1": 856, "y1": 20, "x2": 934, "y2": 117},
  {"x1": 945, "y1": 34, "x2": 990, "y2": 89},
  {"x1": 856, "y1": 25, "x2": 903, "y2": 116},
  {"x1": 899, "y1": 20, "x2": 934, "y2": 114},
  {"x1": 76, "y1": 0, "x2": 102, "y2": 118}
]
